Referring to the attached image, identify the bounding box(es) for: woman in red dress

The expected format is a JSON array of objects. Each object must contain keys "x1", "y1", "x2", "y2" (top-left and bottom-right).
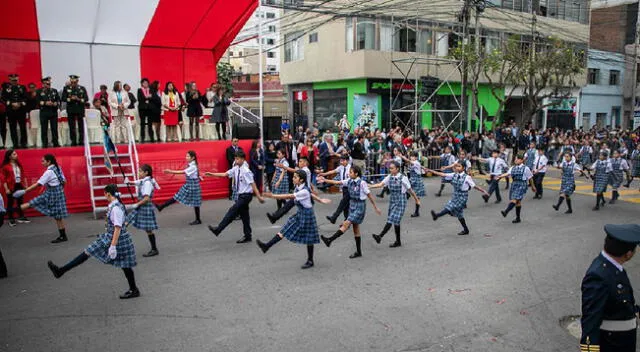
[{"x1": 162, "y1": 82, "x2": 180, "y2": 142}]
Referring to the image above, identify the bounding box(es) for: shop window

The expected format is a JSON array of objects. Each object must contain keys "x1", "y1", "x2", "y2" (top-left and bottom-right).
[{"x1": 314, "y1": 89, "x2": 347, "y2": 132}]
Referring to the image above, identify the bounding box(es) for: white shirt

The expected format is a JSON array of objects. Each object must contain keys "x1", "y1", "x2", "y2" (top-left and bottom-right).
[
  {"x1": 591, "y1": 159, "x2": 613, "y2": 172},
  {"x1": 136, "y1": 177, "x2": 155, "y2": 197},
  {"x1": 487, "y1": 157, "x2": 507, "y2": 175},
  {"x1": 601, "y1": 250, "x2": 624, "y2": 272},
  {"x1": 12, "y1": 164, "x2": 21, "y2": 183},
  {"x1": 443, "y1": 172, "x2": 476, "y2": 191},
  {"x1": 340, "y1": 177, "x2": 370, "y2": 200},
  {"x1": 185, "y1": 161, "x2": 199, "y2": 179},
  {"x1": 611, "y1": 157, "x2": 630, "y2": 171},
  {"x1": 382, "y1": 174, "x2": 412, "y2": 194},
  {"x1": 533, "y1": 154, "x2": 548, "y2": 173},
  {"x1": 227, "y1": 164, "x2": 255, "y2": 194},
  {"x1": 38, "y1": 165, "x2": 65, "y2": 187},
  {"x1": 441, "y1": 153, "x2": 456, "y2": 165},
  {"x1": 300, "y1": 166, "x2": 312, "y2": 187},
  {"x1": 277, "y1": 158, "x2": 289, "y2": 171},
  {"x1": 109, "y1": 200, "x2": 125, "y2": 227},
  {"x1": 335, "y1": 163, "x2": 351, "y2": 182},
  {"x1": 507, "y1": 165, "x2": 534, "y2": 181},
  {"x1": 409, "y1": 160, "x2": 422, "y2": 175},
  {"x1": 561, "y1": 161, "x2": 581, "y2": 172},
  {"x1": 294, "y1": 185, "x2": 312, "y2": 208}
]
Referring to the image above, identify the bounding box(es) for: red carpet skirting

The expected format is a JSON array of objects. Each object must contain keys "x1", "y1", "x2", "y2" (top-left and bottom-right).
[{"x1": 10, "y1": 140, "x2": 253, "y2": 216}]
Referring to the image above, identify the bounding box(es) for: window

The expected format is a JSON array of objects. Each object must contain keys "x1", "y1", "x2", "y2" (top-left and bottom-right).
[
  {"x1": 266, "y1": 38, "x2": 275, "y2": 45},
  {"x1": 268, "y1": 25, "x2": 276, "y2": 33},
  {"x1": 284, "y1": 32, "x2": 304, "y2": 62},
  {"x1": 483, "y1": 30, "x2": 501, "y2": 54},
  {"x1": 267, "y1": 65, "x2": 277, "y2": 72},
  {"x1": 229, "y1": 51, "x2": 234, "y2": 57},
  {"x1": 609, "y1": 70, "x2": 620, "y2": 85},
  {"x1": 314, "y1": 89, "x2": 347, "y2": 132},
  {"x1": 582, "y1": 112, "x2": 591, "y2": 129},
  {"x1": 380, "y1": 21, "x2": 393, "y2": 51},
  {"x1": 596, "y1": 113, "x2": 608, "y2": 128},
  {"x1": 417, "y1": 28, "x2": 433, "y2": 54},
  {"x1": 266, "y1": 12, "x2": 275, "y2": 19},
  {"x1": 309, "y1": 32, "x2": 318, "y2": 43},
  {"x1": 356, "y1": 19, "x2": 376, "y2": 50},
  {"x1": 346, "y1": 18, "x2": 354, "y2": 51},
  {"x1": 267, "y1": 51, "x2": 276, "y2": 58},
  {"x1": 587, "y1": 68, "x2": 599, "y2": 85},
  {"x1": 395, "y1": 26, "x2": 417, "y2": 52}
]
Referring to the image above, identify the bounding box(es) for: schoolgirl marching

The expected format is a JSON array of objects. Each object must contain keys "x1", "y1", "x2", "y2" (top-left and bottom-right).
[
  {"x1": 155, "y1": 150, "x2": 202, "y2": 225},
  {"x1": 497, "y1": 153, "x2": 535, "y2": 223},
  {"x1": 126, "y1": 164, "x2": 161, "y2": 257},
  {"x1": 400, "y1": 151, "x2": 426, "y2": 217},
  {"x1": 590, "y1": 151, "x2": 611, "y2": 210},
  {"x1": 552, "y1": 152, "x2": 583, "y2": 214}
]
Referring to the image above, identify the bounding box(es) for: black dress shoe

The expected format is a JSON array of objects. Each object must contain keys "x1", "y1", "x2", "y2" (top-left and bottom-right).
[
  {"x1": 410, "y1": 212, "x2": 419, "y2": 218},
  {"x1": 154, "y1": 203, "x2": 163, "y2": 212},
  {"x1": 208, "y1": 225, "x2": 220, "y2": 236},
  {"x1": 564, "y1": 209, "x2": 573, "y2": 214},
  {"x1": 256, "y1": 240, "x2": 269, "y2": 253},
  {"x1": 482, "y1": 194, "x2": 489, "y2": 203},
  {"x1": 430, "y1": 210, "x2": 438, "y2": 221},
  {"x1": 266, "y1": 213, "x2": 277, "y2": 224},
  {"x1": 142, "y1": 249, "x2": 159, "y2": 257},
  {"x1": 51, "y1": 236, "x2": 67, "y2": 244},
  {"x1": 376, "y1": 193, "x2": 384, "y2": 199},
  {"x1": 389, "y1": 241, "x2": 401, "y2": 248},
  {"x1": 320, "y1": 235, "x2": 332, "y2": 247},
  {"x1": 189, "y1": 219, "x2": 202, "y2": 225},
  {"x1": 372, "y1": 234, "x2": 382, "y2": 244},
  {"x1": 47, "y1": 261, "x2": 63, "y2": 278},
  {"x1": 457, "y1": 230, "x2": 470, "y2": 236},
  {"x1": 593, "y1": 206, "x2": 600, "y2": 211},
  {"x1": 326, "y1": 215, "x2": 336, "y2": 224},
  {"x1": 236, "y1": 237, "x2": 252, "y2": 244},
  {"x1": 512, "y1": 218, "x2": 521, "y2": 224},
  {"x1": 494, "y1": 200, "x2": 501, "y2": 204},
  {"x1": 500, "y1": 210, "x2": 507, "y2": 218},
  {"x1": 349, "y1": 252, "x2": 362, "y2": 259},
  {"x1": 301, "y1": 260, "x2": 314, "y2": 269},
  {"x1": 119, "y1": 289, "x2": 140, "y2": 299},
  {"x1": 552, "y1": 204, "x2": 559, "y2": 211},
  {"x1": 435, "y1": 192, "x2": 442, "y2": 197}
]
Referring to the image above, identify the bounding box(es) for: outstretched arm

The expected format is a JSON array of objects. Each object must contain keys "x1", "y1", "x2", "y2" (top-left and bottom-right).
[
  {"x1": 252, "y1": 183, "x2": 264, "y2": 203},
  {"x1": 367, "y1": 193, "x2": 382, "y2": 215},
  {"x1": 164, "y1": 169, "x2": 185, "y2": 175},
  {"x1": 204, "y1": 172, "x2": 228, "y2": 178}
]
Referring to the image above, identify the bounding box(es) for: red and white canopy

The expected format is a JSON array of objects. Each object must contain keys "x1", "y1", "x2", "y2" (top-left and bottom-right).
[{"x1": 0, "y1": 0, "x2": 257, "y2": 92}]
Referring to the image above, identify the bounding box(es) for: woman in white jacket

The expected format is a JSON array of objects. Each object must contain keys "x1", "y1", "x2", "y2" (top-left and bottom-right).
[{"x1": 109, "y1": 81, "x2": 131, "y2": 144}]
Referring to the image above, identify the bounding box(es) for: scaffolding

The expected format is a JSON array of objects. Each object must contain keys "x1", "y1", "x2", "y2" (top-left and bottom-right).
[{"x1": 389, "y1": 57, "x2": 464, "y2": 138}]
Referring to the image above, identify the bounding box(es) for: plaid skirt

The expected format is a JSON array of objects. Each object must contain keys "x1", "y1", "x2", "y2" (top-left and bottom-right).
[
  {"x1": 633, "y1": 161, "x2": 640, "y2": 177},
  {"x1": 509, "y1": 181, "x2": 528, "y2": 200},
  {"x1": 608, "y1": 171, "x2": 624, "y2": 189},
  {"x1": 271, "y1": 170, "x2": 289, "y2": 194},
  {"x1": 173, "y1": 178, "x2": 202, "y2": 207},
  {"x1": 347, "y1": 199, "x2": 366, "y2": 224},
  {"x1": 280, "y1": 205, "x2": 320, "y2": 245},
  {"x1": 560, "y1": 182, "x2": 576, "y2": 196},
  {"x1": 85, "y1": 231, "x2": 137, "y2": 268},
  {"x1": 29, "y1": 185, "x2": 68, "y2": 220},
  {"x1": 387, "y1": 190, "x2": 408, "y2": 225},
  {"x1": 593, "y1": 172, "x2": 609, "y2": 193},
  {"x1": 409, "y1": 173, "x2": 426, "y2": 197},
  {"x1": 127, "y1": 203, "x2": 158, "y2": 231},
  {"x1": 444, "y1": 191, "x2": 468, "y2": 218}
]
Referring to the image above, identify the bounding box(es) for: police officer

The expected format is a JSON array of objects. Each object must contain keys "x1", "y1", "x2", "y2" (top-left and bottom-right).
[
  {"x1": 581, "y1": 224, "x2": 640, "y2": 352},
  {"x1": 60, "y1": 74, "x2": 88, "y2": 146},
  {"x1": 37, "y1": 77, "x2": 60, "y2": 147},
  {"x1": 1, "y1": 74, "x2": 27, "y2": 148}
]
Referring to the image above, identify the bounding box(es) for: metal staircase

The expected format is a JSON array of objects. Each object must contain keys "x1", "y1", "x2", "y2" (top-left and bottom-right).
[{"x1": 84, "y1": 117, "x2": 140, "y2": 218}]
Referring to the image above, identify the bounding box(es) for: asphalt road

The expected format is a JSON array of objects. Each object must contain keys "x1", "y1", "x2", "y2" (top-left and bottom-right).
[{"x1": 1, "y1": 173, "x2": 639, "y2": 352}]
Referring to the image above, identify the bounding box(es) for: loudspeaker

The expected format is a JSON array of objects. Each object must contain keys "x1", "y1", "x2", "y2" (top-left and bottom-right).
[
  {"x1": 263, "y1": 116, "x2": 282, "y2": 141},
  {"x1": 233, "y1": 122, "x2": 260, "y2": 140}
]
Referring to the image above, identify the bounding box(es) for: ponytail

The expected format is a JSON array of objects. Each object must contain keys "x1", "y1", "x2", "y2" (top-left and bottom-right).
[
  {"x1": 104, "y1": 183, "x2": 127, "y2": 215},
  {"x1": 44, "y1": 153, "x2": 65, "y2": 186},
  {"x1": 187, "y1": 150, "x2": 198, "y2": 165}
]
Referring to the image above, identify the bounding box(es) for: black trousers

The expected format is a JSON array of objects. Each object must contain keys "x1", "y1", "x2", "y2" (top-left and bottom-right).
[
  {"x1": 0, "y1": 213, "x2": 6, "y2": 277},
  {"x1": 68, "y1": 112, "x2": 84, "y2": 146},
  {"x1": 272, "y1": 199, "x2": 295, "y2": 221},
  {"x1": 139, "y1": 109, "x2": 154, "y2": 142},
  {"x1": 533, "y1": 173, "x2": 545, "y2": 197},
  {"x1": 0, "y1": 112, "x2": 6, "y2": 147},
  {"x1": 7, "y1": 109, "x2": 27, "y2": 148},
  {"x1": 216, "y1": 194, "x2": 253, "y2": 238},
  {"x1": 40, "y1": 112, "x2": 59, "y2": 147},
  {"x1": 487, "y1": 176, "x2": 501, "y2": 201},
  {"x1": 254, "y1": 170, "x2": 263, "y2": 192},
  {"x1": 7, "y1": 183, "x2": 25, "y2": 220},
  {"x1": 331, "y1": 187, "x2": 350, "y2": 220}
]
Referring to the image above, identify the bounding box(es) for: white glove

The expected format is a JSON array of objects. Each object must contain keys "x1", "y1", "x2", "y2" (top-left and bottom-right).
[
  {"x1": 12, "y1": 190, "x2": 26, "y2": 198},
  {"x1": 108, "y1": 245, "x2": 117, "y2": 259},
  {"x1": 132, "y1": 203, "x2": 139, "y2": 210}
]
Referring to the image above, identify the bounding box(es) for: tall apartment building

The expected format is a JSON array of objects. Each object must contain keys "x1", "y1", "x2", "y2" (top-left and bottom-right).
[
  {"x1": 278, "y1": 0, "x2": 589, "y2": 132},
  {"x1": 227, "y1": 6, "x2": 281, "y2": 74}
]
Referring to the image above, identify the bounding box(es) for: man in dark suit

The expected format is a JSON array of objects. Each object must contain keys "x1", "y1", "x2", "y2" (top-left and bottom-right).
[
  {"x1": 226, "y1": 138, "x2": 243, "y2": 199},
  {"x1": 137, "y1": 78, "x2": 153, "y2": 143},
  {"x1": 37, "y1": 77, "x2": 60, "y2": 147},
  {"x1": 580, "y1": 224, "x2": 640, "y2": 352},
  {"x1": 60, "y1": 75, "x2": 88, "y2": 146},
  {"x1": 1, "y1": 74, "x2": 27, "y2": 148}
]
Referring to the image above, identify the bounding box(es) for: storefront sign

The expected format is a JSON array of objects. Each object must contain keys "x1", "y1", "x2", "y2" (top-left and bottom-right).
[
  {"x1": 293, "y1": 91, "x2": 308, "y2": 101},
  {"x1": 354, "y1": 94, "x2": 378, "y2": 129},
  {"x1": 368, "y1": 79, "x2": 415, "y2": 94},
  {"x1": 633, "y1": 109, "x2": 640, "y2": 130}
]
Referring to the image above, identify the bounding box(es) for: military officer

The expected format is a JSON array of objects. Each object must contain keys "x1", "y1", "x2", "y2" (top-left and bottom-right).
[
  {"x1": 60, "y1": 74, "x2": 88, "y2": 146},
  {"x1": 581, "y1": 224, "x2": 640, "y2": 352},
  {"x1": 1, "y1": 74, "x2": 27, "y2": 148},
  {"x1": 37, "y1": 77, "x2": 60, "y2": 147}
]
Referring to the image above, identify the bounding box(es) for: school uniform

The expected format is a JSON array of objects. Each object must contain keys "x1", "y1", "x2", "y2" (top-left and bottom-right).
[
  {"x1": 29, "y1": 165, "x2": 68, "y2": 220},
  {"x1": 408, "y1": 160, "x2": 425, "y2": 197},
  {"x1": 591, "y1": 159, "x2": 612, "y2": 194},
  {"x1": 128, "y1": 177, "x2": 158, "y2": 231},
  {"x1": 499, "y1": 151, "x2": 511, "y2": 189},
  {"x1": 532, "y1": 154, "x2": 548, "y2": 198},
  {"x1": 608, "y1": 157, "x2": 629, "y2": 190},
  {"x1": 485, "y1": 157, "x2": 507, "y2": 202},
  {"x1": 524, "y1": 148, "x2": 537, "y2": 170},
  {"x1": 559, "y1": 161, "x2": 580, "y2": 196},
  {"x1": 268, "y1": 166, "x2": 312, "y2": 222},
  {"x1": 279, "y1": 185, "x2": 320, "y2": 245},
  {"x1": 383, "y1": 174, "x2": 411, "y2": 225},
  {"x1": 578, "y1": 145, "x2": 594, "y2": 167},
  {"x1": 507, "y1": 165, "x2": 533, "y2": 201},
  {"x1": 85, "y1": 201, "x2": 137, "y2": 268},
  {"x1": 326, "y1": 163, "x2": 351, "y2": 223},
  {"x1": 210, "y1": 164, "x2": 256, "y2": 242},
  {"x1": 631, "y1": 150, "x2": 640, "y2": 177},
  {"x1": 271, "y1": 158, "x2": 289, "y2": 194},
  {"x1": 341, "y1": 177, "x2": 370, "y2": 224},
  {"x1": 173, "y1": 161, "x2": 202, "y2": 207},
  {"x1": 440, "y1": 153, "x2": 456, "y2": 182},
  {"x1": 443, "y1": 172, "x2": 475, "y2": 219}
]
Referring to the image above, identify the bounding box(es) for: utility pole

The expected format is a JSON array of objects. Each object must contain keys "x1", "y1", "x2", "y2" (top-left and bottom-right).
[
  {"x1": 470, "y1": 1, "x2": 482, "y2": 132},
  {"x1": 629, "y1": 0, "x2": 640, "y2": 129},
  {"x1": 460, "y1": 0, "x2": 471, "y2": 132},
  {"x1": 530, "y1": 7, "x2": 538, "y2": 129}
]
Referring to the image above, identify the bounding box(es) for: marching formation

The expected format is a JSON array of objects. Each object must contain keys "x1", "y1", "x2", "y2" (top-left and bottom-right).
[{"x1": 0, "y1": 138, "x2": 638, "y2": 299}]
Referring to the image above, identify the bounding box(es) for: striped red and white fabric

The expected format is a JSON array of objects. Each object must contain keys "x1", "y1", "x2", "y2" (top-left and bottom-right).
[{"x1": 0, "y1": 0, "x2": 257, "y2": 93}]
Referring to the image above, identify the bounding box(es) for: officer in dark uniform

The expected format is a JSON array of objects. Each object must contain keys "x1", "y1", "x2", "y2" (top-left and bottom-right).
[
  {"x1": 0, "y1": 81, "x2": 7, "y2": 148},
  {"x1": 37, "y1": 77, "x2": 60, "y2": 147},
  {"x1": 60, "y1": 74, "x2": 88, "y2": 146},
  {"x1": 581, "y1": 224, "x2": 640, "y2": 352},
  {"x1": 1, "y1": 74, "x2": 27, "y2": 148}
]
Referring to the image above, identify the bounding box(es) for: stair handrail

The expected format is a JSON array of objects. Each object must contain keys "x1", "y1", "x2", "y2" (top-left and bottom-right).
[
  {"x1": 126, "y1": 113, "x2": 140, "y2": 184},
  {"x1": 229, "y1": 101, "x2": 260, "y2": 124},
  {"x1": 82, "y1": 115, "x2": 97, "y2": 218}
]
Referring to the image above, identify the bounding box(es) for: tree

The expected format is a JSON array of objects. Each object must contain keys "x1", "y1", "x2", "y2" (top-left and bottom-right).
[{"x1": 216, "y1": 62, "x2": 235, "y2": 95}]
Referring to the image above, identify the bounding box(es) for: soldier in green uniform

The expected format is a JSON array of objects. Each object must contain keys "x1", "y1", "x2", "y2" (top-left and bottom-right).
[
  {"x1": 1, "y1": 74, "x2": 27, "y2": 148},
  {"x1": 37, "y1": 77, "x2": 60, "y2": 147},
  {"x1": 581, "y1": 224, "x2": 640, "y2": 352},
  {"x1": 60, "y1": 75, "x2": 88, "y2": 146}
]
